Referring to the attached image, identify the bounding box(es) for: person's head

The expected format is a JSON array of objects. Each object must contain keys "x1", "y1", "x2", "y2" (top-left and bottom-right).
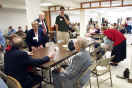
[
  {"x1": 8, "y1": 34, "x2": 24, "y2": 49},
  {"x1": 8, "y1": 26, "x2": 13, "y2": 29},
  {"x1": 74, "y1": 37, "x2": 89, "y2": 51},
  {"x1": 101, "y1": 24, "x2": 108, "y2": 32},
  {"x1": 90, "y1": 25, "x2": 95, "y2": 30},
  {"x1": 95, "y1": 24, "x2": 100, "y2": 29},
  {"x1": 11, "y1": 36, "x2": 24, "y2": 49},
  {"x1": 32, "y1": 21, "x2": 39, "y2": 31},
  {"x1": 60, "y1": 6, "x2": 65, "y2": 15},
  {"x1": 18, "y1": 26, "x2": 22, "y2": 31},
  {"x1": 39, "y1": 12, "x2": 45, "y2": 21}
]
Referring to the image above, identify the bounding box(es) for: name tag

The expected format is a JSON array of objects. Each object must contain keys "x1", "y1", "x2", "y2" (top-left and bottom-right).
[
  {"x1": 33, "y1": 36, "x2": 38, "y2": 41},
  {"x1": 39, "y1": 22, "x2": 42, "y2": 25},
  {"x1": 60, "y1": 18, "x2": 63, "y2": 21}
]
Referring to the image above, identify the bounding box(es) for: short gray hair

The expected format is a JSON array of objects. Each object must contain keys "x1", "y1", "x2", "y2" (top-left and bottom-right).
[{"x1": 76, "y1": 38, "x2": 89, "y2": 49}]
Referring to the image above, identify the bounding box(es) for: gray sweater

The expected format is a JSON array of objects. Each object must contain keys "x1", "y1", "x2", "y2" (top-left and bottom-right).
[{"x1": 53, "y1": 49, "x2": 91, "y2": 88}]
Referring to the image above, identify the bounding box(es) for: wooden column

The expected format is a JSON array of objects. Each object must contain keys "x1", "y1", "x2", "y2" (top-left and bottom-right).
[
  {"x1": 121, "y1": 0, "x2": 124, "y2": 7},
  {"x1": 80, "y1": 3, "x2": 83, "y2": 9},
  {"x1": 110, "y1": 0, "x2": 112, "y2": 8},
  {"x1": 44, "y1": 9, "x2": 51, "y2": 31},
  {"x1": 90, "y1": 2, "x2": 92, "y2": 8},
  {"x1": 99, "y1": 1, "x2": 101, "y2": 7}
]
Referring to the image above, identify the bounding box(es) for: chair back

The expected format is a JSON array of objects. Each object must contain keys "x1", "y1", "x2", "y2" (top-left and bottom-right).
[
  {"x1": 76, "y1": 61, "x2": 97, "y2": 88},
  {"x1": 6, "y1": 76, "x2": 22, "y2": 88},
  {"x1": 0, "y1": 70, "x2": 22, "y2": 88},
  {"x1": 97, "y1": 55, "x2": 114, "y2": 66},
  {"x1": 0, "y1": 70, "x2": 8, "y2": 80}
]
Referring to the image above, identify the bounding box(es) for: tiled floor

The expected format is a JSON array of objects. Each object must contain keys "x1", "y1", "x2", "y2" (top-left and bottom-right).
[{"x1": 43, "y1": 34, "x2": 132, "y2": 88}]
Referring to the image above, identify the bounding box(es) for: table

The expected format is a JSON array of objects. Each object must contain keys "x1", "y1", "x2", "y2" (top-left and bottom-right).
[
  {"x1": 32, "y1": 43, "x2": 77, "y2": 68},
  {"x1": 32, "y1": 43, "x2": 77, "y2": 84}
]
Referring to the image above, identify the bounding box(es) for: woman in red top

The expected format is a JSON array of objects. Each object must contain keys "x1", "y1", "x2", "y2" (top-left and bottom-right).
[{"x1": 103, "y1": 28, "x2": 126, "y2": 66}]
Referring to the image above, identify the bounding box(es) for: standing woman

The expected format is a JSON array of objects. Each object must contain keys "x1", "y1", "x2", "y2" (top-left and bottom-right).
[{"x1": 102, "y1": 27, "x2": 126, "y2": 66}]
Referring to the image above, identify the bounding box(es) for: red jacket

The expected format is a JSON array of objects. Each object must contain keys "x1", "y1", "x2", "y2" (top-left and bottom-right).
[
  {"x1": 103, "y1": 29, "x2": 126, "y2": 46},
  {"x1": 5, "y1": 45, "x2": 12, "y2": 52}
]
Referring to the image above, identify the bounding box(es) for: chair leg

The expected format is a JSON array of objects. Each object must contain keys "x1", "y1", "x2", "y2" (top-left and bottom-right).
[
  {"x1": 109, "y1": 70, "x2": 113, "y2": 87},
  {"x1": 49, "y1": 68, "x2": 52, "y2": 84},
  {"x1": 89, "y1": 78, "x2": 92, "y2": 88},
  {"x1": 76, "y1": 81, "x2": 81, "y2": 88},
  {"x1": 96, "y1": 75, "x2": 99, "y2": 88}
]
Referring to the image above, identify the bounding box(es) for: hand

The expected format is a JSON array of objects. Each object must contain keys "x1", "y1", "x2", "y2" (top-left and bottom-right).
[
  {"x1": 48, "y1": 52, "x2": 56, "y2": 60},
  {"x1": 27, "y1": 51, "x2": 33, "y2": 56},
  {"x1": 39, "y1": 45, "x2": 43, "y2": 49},
  {"x1": 31, "y1": 46, "x2": 37, "y2": 51}
]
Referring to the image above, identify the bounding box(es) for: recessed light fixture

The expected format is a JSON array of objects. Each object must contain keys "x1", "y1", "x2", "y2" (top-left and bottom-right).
[{"x1": 40, "y1": 3, "x2": 53, "y2": 6}]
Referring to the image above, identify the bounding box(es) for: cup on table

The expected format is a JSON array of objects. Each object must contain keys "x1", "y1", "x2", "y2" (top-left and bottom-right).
[{"x1": 49, "y1": 46, "x2": 59, "y2": 61}]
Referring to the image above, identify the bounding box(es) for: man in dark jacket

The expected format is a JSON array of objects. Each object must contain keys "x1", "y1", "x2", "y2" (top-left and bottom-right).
[
  {"x1": 36, "y1": 12, "x2": 49, "y2": 41},
  {"x1": 4, "y1": 36, "x2": 55, "y2": 88}
]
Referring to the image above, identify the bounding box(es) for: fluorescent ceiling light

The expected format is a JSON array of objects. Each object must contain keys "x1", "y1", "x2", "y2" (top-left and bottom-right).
[{"x1": 40, "y1": 3, "x2": 53, "y2": 6}]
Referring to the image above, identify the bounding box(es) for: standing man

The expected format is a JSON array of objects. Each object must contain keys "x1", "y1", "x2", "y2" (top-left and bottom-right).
[
  {"x1": 55, "y1": 6, "x2": 70, "y2": 44},
  {"x1": 36, "y1": 12, "x2": 49, "y2": 42}
]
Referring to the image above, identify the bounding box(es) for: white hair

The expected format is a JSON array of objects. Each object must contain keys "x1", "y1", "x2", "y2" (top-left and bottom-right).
[{"x1": 39, "y1": 12, "x2": 45, "y2": 16}]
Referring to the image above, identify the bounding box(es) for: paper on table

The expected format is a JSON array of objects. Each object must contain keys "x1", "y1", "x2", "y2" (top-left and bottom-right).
[{"x1": 48, "y1": 46, "x2": 58, "y2": 61}]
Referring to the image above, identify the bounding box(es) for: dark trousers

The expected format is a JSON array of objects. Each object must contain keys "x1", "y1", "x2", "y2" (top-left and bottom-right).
[
  {"x1": 126, "y1": 25, "x2": 131, "y2": 33},
  {"x1": 111, "y1": 40, "x2": 126, "y2": 63},
  {"x1": 20, "y1": 72, "x2": 42, "y2": 88}
]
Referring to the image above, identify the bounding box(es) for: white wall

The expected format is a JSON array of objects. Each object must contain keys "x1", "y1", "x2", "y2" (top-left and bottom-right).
[{"x1": 0, "y1": 8, "x2": 28, "y2": 34}]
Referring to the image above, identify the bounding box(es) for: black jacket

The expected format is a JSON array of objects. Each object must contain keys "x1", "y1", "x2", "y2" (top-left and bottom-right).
[
  {"x1": 26, "y1": 28, "x2": 49, "y2": 51},
  {"x1": 4, "y1": 47, "x2": 50, "y2": 87}
]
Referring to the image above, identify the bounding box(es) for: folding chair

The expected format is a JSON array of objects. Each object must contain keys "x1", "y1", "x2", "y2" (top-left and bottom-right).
[
  {"x1": 0, "y1": 70, "x2": 22, "y2": 88},
  {"x1": 6, "y1": 76, "x2": 22, "y2": 88},
  {"x1": 92, "y1": 56, "x2": 114, "y2": 88},
  {"x1": 76, "y1": 61, "x2": 97, "y2": 88}
]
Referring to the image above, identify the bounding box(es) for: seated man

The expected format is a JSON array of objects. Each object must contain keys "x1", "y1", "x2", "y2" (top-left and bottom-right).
[
  {"x1": 4, "y1": 36, "x2": 55, "y2": 88},
  {"x1": 26, "y1": 21, "x2": 49, "y2": 51},
  {"x1": 52, "y1": 38, "x2": 91, "y2": 88},
  {"x1": 7, "y1": 26, "x2": 16, "y2": 36}
]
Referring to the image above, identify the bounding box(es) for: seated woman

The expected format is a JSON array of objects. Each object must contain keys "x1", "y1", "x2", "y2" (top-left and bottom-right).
[
  {"x1": 52, "y1": 38, "x2": 91, "y2": 88},
  {"x1": 26, "y1": 21, "x2": 49, "y2": 51}
]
